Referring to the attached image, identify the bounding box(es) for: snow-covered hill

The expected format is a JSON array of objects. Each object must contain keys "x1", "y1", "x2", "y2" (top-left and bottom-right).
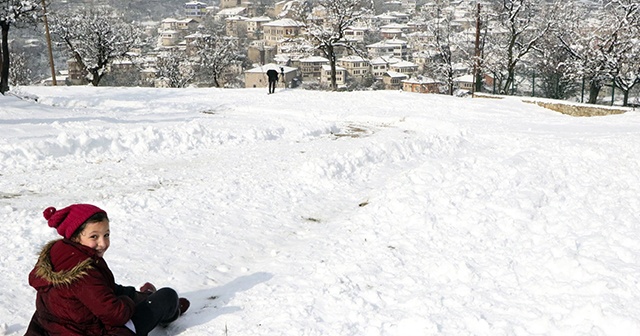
[{"x1": 2, "y1": 87, "x2": 640, "y2": 335}]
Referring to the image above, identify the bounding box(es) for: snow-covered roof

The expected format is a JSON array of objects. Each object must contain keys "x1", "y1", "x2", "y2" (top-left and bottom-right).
[
  {"x1": 246, "y1": 16, "x2": 272, "y2": 23},
  {"x1": 380, "y1": 23, "x2": 409, "y2": 29},
  {"x1": 346, "y1": 26, "x2": 369, "y2": 31},
  {"x1": 226, "y1": 15, "x2": 250, "y2": 21},
  {"x1": 338, "y1": 55, "x2": 367, "y2": 62},
  {"x1": 176, "y1": 18, "x2": 198, "y2": 24},
  {"x1": 217, "y1": 7, "x2": 246, "y2": 16},
  {"x1": 390, "y1": 60, "x2": 418, "y2": 68},
  {"x1": 185, "y1": 32, "x2": 211, "y2": 39},
  {"x1": 245, "y1": 63, "x2": 297, "y2": 73},
  {"x1": 367, "y1": 39, "x2": 407, "y2": 48},
  {"x1": 369, "y1": 56, "x2": 403, "y2": 65},
  {"x1": 321, "y1": 64, "x2": 346, "y2": 71},
  {"x1": 263, "y1": 18, "x2": 305, "y2": 27},
  {"x1": 384, "y1": 71, "x2": 408, "y2": 78},
  {"x1": 402, "y1": 76, "x2": 441, "y2": 84},
  {"x1": 454, "y1": 75, "x2": 474, "y2": 83},
  {"x1": 300, "y1": 56, "x2": 329, "y2": 63}
]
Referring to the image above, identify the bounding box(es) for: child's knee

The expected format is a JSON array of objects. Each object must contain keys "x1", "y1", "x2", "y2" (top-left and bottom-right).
[{"x1": 155, "y1": 287, "x2": 178, "y2": 303}]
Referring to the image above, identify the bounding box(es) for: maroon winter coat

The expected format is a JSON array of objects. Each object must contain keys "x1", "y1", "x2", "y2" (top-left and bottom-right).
[{"x1": 26, "y1": 239, "x2": 136, "y2": 336}]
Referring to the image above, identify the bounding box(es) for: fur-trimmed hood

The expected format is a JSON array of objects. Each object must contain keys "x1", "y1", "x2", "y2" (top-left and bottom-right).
[
  {"x1": 29, "y1": 239, "x2": 96, "y2": 289},
  {"x1": 26, "y1": 239, "x2": 136, "y2": 336}
]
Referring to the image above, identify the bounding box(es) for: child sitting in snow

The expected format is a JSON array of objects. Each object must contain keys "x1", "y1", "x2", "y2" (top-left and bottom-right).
[{"x1": 25, "y1": 203, "x2": 190, "y2": 336}]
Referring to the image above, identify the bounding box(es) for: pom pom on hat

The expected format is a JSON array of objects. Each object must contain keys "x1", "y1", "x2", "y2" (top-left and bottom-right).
[{"x1": 44, "y1": 204, "x2": 107, "y2": 239}]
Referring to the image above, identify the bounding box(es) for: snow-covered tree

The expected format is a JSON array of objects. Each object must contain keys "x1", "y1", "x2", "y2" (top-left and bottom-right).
[
  {"x1": 614, "y1": 46, "x2": 640, "y2": 106},
  {"x1": 482, "y1": 0, "x2": 559, "y2": 95},
  {"x1": 9, "y1": 48, "x2": 31, "y2": 85},
  {"x1": 528, "y1": 1, "x2": 582, "y2": 100},
  {"x1": 558, "y1": 0, "x2": 639, "y2": 104},
  {"x1": 50, "y1": 7, "x2": 141, "y2": 86},
  {"x1": 299, "y1": 0, "x2": 375, "y2": 90},
  {"x1": 0, "y1": 0, "x2": 39, "y2": 94},
  {"x1": 155, "y1": 49, "x2": 194, "y2": 88},
  {"x1": 191, "y1": 22, "x2": 243, "y2": 88},
  {"x1": 610, "y1": 0, "x2": 640, "y2": 106},
  {"x1": 419, "y1": 1, "x2": 473, "y2": 95}
]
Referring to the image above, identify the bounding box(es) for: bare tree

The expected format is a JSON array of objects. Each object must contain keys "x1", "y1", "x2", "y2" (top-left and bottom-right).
[
  {"x1": 611, "y1": 0, "x2": 640, "y2": 106},
  {"x1": 0, "y1": 0, "x2": 39, "y2": 94},
  {"x1": 156, "y1": 49, "x2": 194, "y2": 88},
  {"x1": 419, "y1": 1, "x2": 473, "y2": 95},
  {"x1": 50, "y1": 7, "x2": 141, "y2": 86},
  {"x1": 192, "y1": 22, "x2": 243, "y2": 88},
  {"x1": 299, "y1": 0, "x2": 375, "y2": 90},
  {"x1": 483, "y1": 0, "x2": 558, "y2": 95},
  {"x1": 558, "y1": 0, "x2": 639, "y2": 104},
  {"x1": 529, "y1": 1, "x2": 582, "y2": 100},
  {"x1": 9, "y1": 49, "x2": 32, "y2": 85}
]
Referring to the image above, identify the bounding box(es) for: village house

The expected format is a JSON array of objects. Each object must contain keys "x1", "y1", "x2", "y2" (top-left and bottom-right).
[
  {"x1": 160, "y1": 18, "x2": 179, "y2": 31},
  {"x1": 454, "y1": 74, "x2": 475, "y2": 92},
  {"x1": 225, "y1": 16, "x2": 249, "y2": 37},
  {"x1": 184, "y1": 1, "x2": 208, "y2": 19},
  {"x1": 402, "y1": 76, "x2": 442, "y2": 94},
  {"x1": 389, "y1": 60, "x2": 419, "y2": 76},
  {"x1": 366, "y1": 38, "x2": 411, "y2": 60},
  {"x1": 382, "y1": 71, "x2": 408, "y2": 90},
  {"x1": 175, "y1": 18, "x2": 199, "y2": 31},
  {"x1": 337, "y1": 55, "x2": 370, "y2": 82},
  {"x1": 298, "y1": 56, "x2": 330, "y2": 82},
  {"x1": 320, "y1": 64, "x2": 347, "y2": 88},
  {"x1": 370, "y1": 56, "x2": 403, "y2": 78},
  {"x1": 246, "y1": 16, "x2": 272, "y2": 39},
  {"x1": 160, "y1": 30, "x2": 181, "y2": 47},
  {"x1": 244, "y1": 63, "x2": 298, "y2": 89},
  {"x1": 373, "y1": 13, "x2": 403, "y2": 26},
  {"x1": 262, "y1": 18, "x2": 305, "y2": 47},
  {"x1": 380, "y1": 23, "x2": 410, "y2": 39},
  {"x1": 344, "y1": 26, "x2": 369, "y2": 43},
  {"x1": 158, "y1": 17, "x2": 200, "y2": 48},
  {"x1": 214, "y1": 7, "x2": 247, "y2": 21}
]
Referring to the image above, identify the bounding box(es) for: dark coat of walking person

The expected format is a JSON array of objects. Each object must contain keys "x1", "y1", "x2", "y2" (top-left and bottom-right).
[{"x1": 266, "y1": 69, "x2": 279, "y2": 94}]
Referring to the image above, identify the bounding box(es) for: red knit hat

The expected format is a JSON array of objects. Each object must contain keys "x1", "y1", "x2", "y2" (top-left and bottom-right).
[{"x1": 43, "y1": 204, "x2": 107, "y2": 239}]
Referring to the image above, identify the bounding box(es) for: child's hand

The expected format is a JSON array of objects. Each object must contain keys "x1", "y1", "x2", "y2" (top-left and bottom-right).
[{"x1": 140, "y1": 282, "x2": 157, "y2": 293}]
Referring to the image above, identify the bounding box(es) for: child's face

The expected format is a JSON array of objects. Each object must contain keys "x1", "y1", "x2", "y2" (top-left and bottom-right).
[{"x1": 76, "y1": 220, "x2": 110, "y2": 258}]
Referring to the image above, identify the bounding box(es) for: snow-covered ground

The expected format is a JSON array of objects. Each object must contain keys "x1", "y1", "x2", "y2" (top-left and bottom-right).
[{"x1": 1, "y1": 86, "x2": 640, "y2": 335}]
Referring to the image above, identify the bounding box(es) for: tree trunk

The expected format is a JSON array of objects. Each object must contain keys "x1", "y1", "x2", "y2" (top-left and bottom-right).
[
  {"x1": 588, "y1": 80, "x2": 601, "y2": 104},
  {"x1": 622, "y1": 90, "x2": 629, "y2": 107},
  {"x1": 213, "y1": 73, "x2": 220, "y2": 88},
  {"x1": 90, "y1": 69, "x2": 103, "y2": 86},
  {"x1": 1, "y1": 22, "x2": 10, "y2": 94},
  {"x1": 328, "y1": 46, "x2": 337, "y2": 91}
]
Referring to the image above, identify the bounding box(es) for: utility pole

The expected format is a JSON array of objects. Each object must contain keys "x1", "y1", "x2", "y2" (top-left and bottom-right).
[
  {"x1": 42, "y1": 0, "x2": 56, "y2": 85},
  {"x1": 472, "y1": 2, "x2": 482, "y2": 95}
]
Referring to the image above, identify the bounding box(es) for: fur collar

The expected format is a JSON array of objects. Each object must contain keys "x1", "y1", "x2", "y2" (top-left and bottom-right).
[{"x1": 33, "y1": 239, "x2": 94, "y2": 287}]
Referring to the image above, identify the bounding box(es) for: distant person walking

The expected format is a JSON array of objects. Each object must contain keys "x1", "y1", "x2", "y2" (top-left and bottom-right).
[{"x1": 266, "y1": 69, "x2": 279, "y2": 94}]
